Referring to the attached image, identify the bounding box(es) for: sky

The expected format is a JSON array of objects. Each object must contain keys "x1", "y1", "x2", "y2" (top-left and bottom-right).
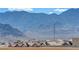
[{"x1": 0, "y1": 8, "x2": 70, "y2": 14}]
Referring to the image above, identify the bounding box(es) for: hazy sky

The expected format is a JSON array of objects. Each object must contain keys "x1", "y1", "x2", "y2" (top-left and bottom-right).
[{"x1": 0, "y1": 8, "x2": 70, "y2": 14}]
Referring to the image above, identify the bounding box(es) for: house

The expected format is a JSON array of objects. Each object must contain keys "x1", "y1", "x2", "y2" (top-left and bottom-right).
[{"x1": 72, "y1": 38, "x2": 79, "y2": 47}]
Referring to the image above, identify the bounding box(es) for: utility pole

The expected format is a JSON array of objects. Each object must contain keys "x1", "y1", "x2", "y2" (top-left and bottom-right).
[
  {"x1": 53, "y1": 22, "x2": 61, "y2": 40},
  {"x1": 53, "y1": 23, "x2": 56, "y2": 40}
]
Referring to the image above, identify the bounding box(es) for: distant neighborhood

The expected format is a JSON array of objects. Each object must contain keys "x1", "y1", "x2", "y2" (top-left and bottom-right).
[{"x1": 0, "y1": 38, "x2": 78, "y2": 47}]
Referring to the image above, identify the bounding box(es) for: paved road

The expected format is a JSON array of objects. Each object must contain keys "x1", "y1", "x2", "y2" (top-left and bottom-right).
[{"x1": 0, "y1": 47, "x2": 79, "y2": 50}]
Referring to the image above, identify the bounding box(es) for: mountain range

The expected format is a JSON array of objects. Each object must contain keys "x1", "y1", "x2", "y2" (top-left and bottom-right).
[
  {"x1": 0, "y1": 23, "x2": 24, "y2": 37},
  {"x1": 0, "y1": 8, "x2": 79, "y2": 39}
]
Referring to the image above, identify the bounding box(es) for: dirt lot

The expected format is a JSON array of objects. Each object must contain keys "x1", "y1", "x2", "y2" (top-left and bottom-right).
[{"x1": 0, "y1": 47, "x2": 79, "y2": 50}]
